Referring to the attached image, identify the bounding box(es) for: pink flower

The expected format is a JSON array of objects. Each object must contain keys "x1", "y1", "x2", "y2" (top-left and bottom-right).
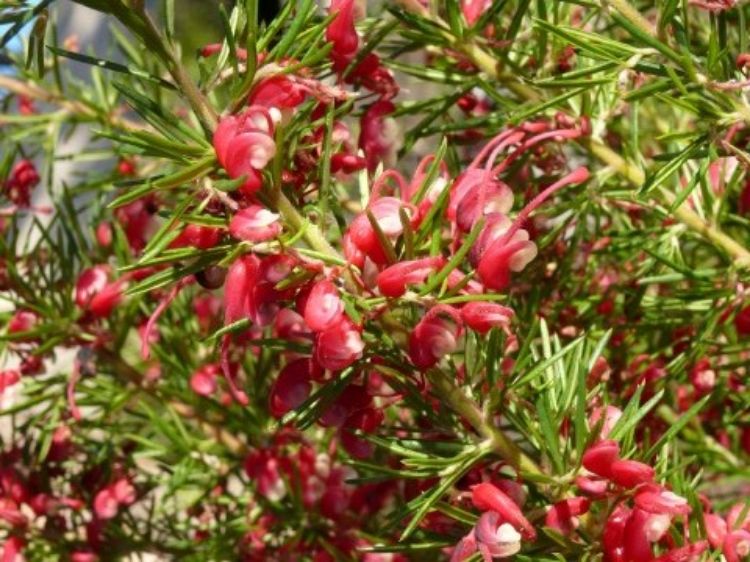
[
  {"x1": 461, "y1": 0, "x2": 492, "y2": 25},
  {"x1": 223, "y1": 255, "x2": 260, "y2": 325},
  {"x1": 724, "y1": 529, "x2": 750, "y2": 562},
  {"x1": 75, "y1": 266, "x2": 124, "y2": 318},
  {"x1": 609, "y1": 459, "x2": 655, "y2": 488},
  {"x1": 471, "y1": 482, "x2": 536, "y2": 541},
  {"x1": 582, "y1": 439, "x2": 620, "y2": 479},
  {"x1": 603, "y1": 504, "x2": 630, "y2": 562},
  {"x1": 408, "y1": 305, "x2": 463, "y2": 369},
  {"x1": 269, "y1": 359, "x2": 313, "y2": 418},
  {"x1": 633, "y1": 487, "x2": 691, "y2": 516},
  {"x1": 589, "y1": 405, "x2": 622, "y2": 439},
  {"x1": 314, "y1": 318, "x2": 364, "y2": 371},
  {"x1": 190, "y1": 364, "x2": 220, "y2": 396},
  {"x1": 474, "y1": 511, "x2": 523, "y2": 559},
  {"x1": 7, "y1": 311, "x2": 39, "y2": 336},
  {"x1": 229, "y1": 205, "x2": 281, "y2": 243},
  {"x1": 304, "y1": 280, "x2": 345, "y2": 332},
  {"x1": 326, "y1": 0, "x2": 359, "y2": 71},
  {"x1": 376, "y1": 257, "x2": 446, "y2": 297},
  {"x1": 4, "y1": 159, "x2": 39, "y2": 207},
  {"x1": 213, "y1": 107, "x2": 276, "y2": 197},
  {"x1": 169, "y1": 224, "x2": 222, "y2": 249},
  {"x1": 0, "y1": 370, "x2": 20, "y2": 396},
  {"x1": 248, "y1": 75, "x2": 306, "y2": 110},
  {"x1": 460, "y1": 302, "x2": 514, "y2": 334},
  {"x1": 348, "y1": 196, "x2": 417, "y2": 265},
  {"x1": 93, "y1": 478, "x2": 136, "y2": 520}
]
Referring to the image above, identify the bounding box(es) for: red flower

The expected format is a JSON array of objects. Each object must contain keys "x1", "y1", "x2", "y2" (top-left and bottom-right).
[
  {"x1": 582, "y1": 439, "x2": 620, "y2": 479},
  {"x1": 4, "y1": 159, "x2": 39, "y2": 207},
  {"x1": 408, "y1": 305, "x2": 462, "y2": 369},
  {"x1": 169, "y1": 224, "x2": 222, "y2": 249},
  {"x1": 471, "y1": 482, "x2": 536, "y2": 541},
  {"x1": 314, "y1": 318, "x2": 364, "y2": 371},
  {"x1": 248, "y1": 75, "x2": 307, "y2": 110},
  {"x1": 461, "y1": 0, "x2": 492, "y2": 25},
  {"x1": 229, "y1": 205, "x2": 281, "y2": 243},
  {"x1": 190, "y1": 364, "x2": 220, "y2": 397},
  {"x1": 376, "y1": 257, "x2": 446, "y2": 297},
  {"x1": 304, "y1": 280, "x2": 345, "y2": 332},
  {"x1": 75, "y1": 266, "x2": 124, "y2": 318},
  {"x1": 609, "y1": 459, "x2": 655, "y2": 488},
  {"x1": 460, "y1": 302, "x2": 514, "y2": 334},
  {"x1": 326, "y1": 0, "x2": 359, "y2": 71},
  {"x1": 269, "y1": 359, "x2": 313, "y2": 418},
  {"x1": 544, "y1": 497, "x2": 590, "y2": 535},
  {"x1": 213, "y1": 107, "x2": 276, "y2": 197}
]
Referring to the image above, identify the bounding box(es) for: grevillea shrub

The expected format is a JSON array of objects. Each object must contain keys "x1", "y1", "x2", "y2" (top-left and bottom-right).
[{"x1": 3, "y1": 1, "x2": 750, "y2": 561}]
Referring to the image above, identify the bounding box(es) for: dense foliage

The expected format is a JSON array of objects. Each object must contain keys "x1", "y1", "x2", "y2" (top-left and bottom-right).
[{"x1": 1, "y1": 0, "x2": 750, "y2": 560}]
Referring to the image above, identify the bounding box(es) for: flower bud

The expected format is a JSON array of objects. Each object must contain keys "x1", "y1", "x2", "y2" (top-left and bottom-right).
[
  {"x1": 582, "y1": 439, "x2": 620, "y2": 479},
  {"x1": 610, "y1": 459, "x2": 655, "y2": 489},
  {"x1": 376, "y1": 257, "x2": 446, "y2": 297},
  {"x1": 471, "y1": 482, "x2": 536, "y2": 541},
  {"x1": 460, "y1": 302, "x2": 514, "y2": 334}
]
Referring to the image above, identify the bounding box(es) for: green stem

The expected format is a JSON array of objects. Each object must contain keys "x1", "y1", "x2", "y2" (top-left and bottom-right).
[{"x1": 430, "y1": 369, "x2": 544, "y2": 478}]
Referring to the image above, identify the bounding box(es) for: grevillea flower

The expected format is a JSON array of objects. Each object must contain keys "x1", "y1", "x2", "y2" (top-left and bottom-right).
[
  {"x1": 348, "y1": 196, "x2": 417, "y2": 265},
  {"x1": 326, "y1": 0, "x2": 359, "y2": 71},
  {"x1": 248, "y1": 75, "x2": 307, "y2": 112},
  {"x1": 581, "y1": 439, "x2": 620, "y2": 479},
  {"x1": 474, "y1": 511, "x2": 523, "y2": 559},
  {"x1": 229, "y1": 205, "x2": 281, "y2": 243},
  {"x1": 74, "y1": 266, "x2": 124, "y2": 318},
  {"x1": 359, "y1": 100, "x2": 401, "y2": 172},
  {"x1": 609, "y1": 459, "x2": 655, "y2": 488},
  {"x1": 224, "y1": 255, "x2": 259, "y2": 325},
  {"x1": 93, "y1": 478, "x2": 135, "y2": 520},
  {"x1": 460, "y1": 302, "x2": 514, "y2": 334},
  {"x1": 724, "y1": 529, "x2": 750, "y2": 562},
  {"x1": 190, "y1": 364, "x2": 220, "y2": 397},
  {"x1": 545, "y1": 497, "x2": 590, "y2": 535},
  {"x1": 408, "y1": 305, "x2": 463, "y2": 369},
  {"x1": 471, "y1": 482, "x2": 536, "y2": 541},
  {"x1": 376, "y1": 257, "x2": 446, "y2": 297},
  {"x1": 4, "y1": 159, "x2": 39, "y2": 207},
  {"x1": 461, "y1": 0, "x2": 492, "y2": 26},
  {"x1": 304, "y1": 280, "x2": 345, "y2": 332},
  {"x1": 603, "y1": 504, "x2": 631, "y2": 562},
  {"x1": 115, "y1": 196, "x2": 156, "y2": 252},
  {"x1": 213, "y1": 106, "x2": 276, "y2": 197},
  {"x1": 314, "y1": 318, "x2": 364, "y2": 371},
  {"x1": 7, "y1": 310, "x2": 39, "y2": 336},
  {"x1": 243, "y1": 449, "x2": 287, "y2": 501},
  {"x1": 0, "y1": 370, "x2": 20, "y2": 398},
  {"x1": 269, "y1": 359, "x2": 313, "y2": 418},
  {"x1": 622, "y1": 508, "x2": 671, "y2": 561},
  {"x1": 169, "y1": 224, "x2": 222, "y2": 249},
  {"x1": 633, "y1": 487, "x2": 691, "y2": 516},
  {"x1": 472, "y1": 167, "x2": 589, "y2": 291}
]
